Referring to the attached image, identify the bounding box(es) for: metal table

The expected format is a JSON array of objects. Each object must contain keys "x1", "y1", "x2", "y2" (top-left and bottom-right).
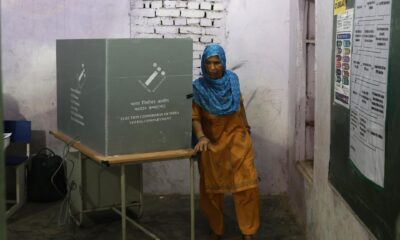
[{"x1": 51, "y1": 131, "x2": 196, "y2": 240}]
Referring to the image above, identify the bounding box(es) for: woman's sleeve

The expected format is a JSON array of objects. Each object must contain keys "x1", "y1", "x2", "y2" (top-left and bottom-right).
[
  {"x1": 192, "y1": 102, "x2": 201, "y2": 121},
  {"x1": 240, "y1": 96, "x2": 251, "y2": 132}
]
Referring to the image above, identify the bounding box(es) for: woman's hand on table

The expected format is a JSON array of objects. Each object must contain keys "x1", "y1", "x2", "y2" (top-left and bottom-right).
[{"x1": 194, "y1": 136, "x2": 211, "y2": 152}]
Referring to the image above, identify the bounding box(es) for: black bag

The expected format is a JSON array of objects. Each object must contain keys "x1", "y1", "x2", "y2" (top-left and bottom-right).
[{"x1": 27, "y1": 148, "x2": 67, "y2": 202}]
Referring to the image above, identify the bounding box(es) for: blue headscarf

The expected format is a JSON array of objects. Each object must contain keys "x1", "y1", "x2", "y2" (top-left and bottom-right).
[{"x1": 192, "y1": 44, "x2": 241, "y2": 116}]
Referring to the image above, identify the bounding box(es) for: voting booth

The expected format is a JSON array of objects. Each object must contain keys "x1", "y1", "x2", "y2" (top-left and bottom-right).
[
  {"x1": 55, "y1": 39, "x2": 195, "y2": 240},
  {"x1": 56, "y1": 38, "x2": 193, "y2": 156}
]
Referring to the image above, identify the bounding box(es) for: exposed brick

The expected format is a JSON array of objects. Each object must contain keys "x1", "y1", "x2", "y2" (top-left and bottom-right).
[
  {"x1": 131, "y1": 1, "x2": 144, "y2": 9},
  {"x1": 156, "y1": 9, "x2": 180, "y2": 17},
  {"x1": 213, "y1": 19, "x2": 224, "y2": 27},
  {"x1": 155, "y1": 26, "x2": 179, "y2": 34},
  {"x1": 132, "y1": 9, "x2": 156, "y2": 17},
  {"x1": 200, "y1": 2, "x2": 212, "y2": 10},
  {"x1": 163, "y1": 34, "x2": 190, "y2": 39},
  {"x1": 147, "y1": 18, "x2": 162, "y2": 25},
  {"x1": 132, "y1": 16, "x2": 161, "y2": 26},
  {"x1": 193, "y1": 43, "x2": 206, "y2": 51},
  {"x1": 200, "y1": 19, "x2": 213, "y2": 27},
  {"x1": 164, "y1": 1, "x2": 177, "y2": 8},
  {"x1": 135, "y1": 33, "x2": 163, "y2": 38},
  {"x1": 194, "y1": 66, "x2": 201, "y2": 72},
  {"x1": 135, "y1": 26, "x2": 155, "y2": 34},
  {"x1": 150, "y1": 1, "x2": 163, "y2": 8},
  {"x1": 181, "y1": 9, "x2": 205, "y2": 18},
  {"x1": 206, "y1": 11, "x2": 224, "y2": 19},
  {"x1": 187, "y1": 18, "x2": 200, "y2": 25},
  {"x1": 184, "y1": 34, "x2": 201, "y2": 42},
  {"x1": 193, "y1": 50, "x2": 203, "y2": 59},
  {"x1": 161, "y1": 18, "x2": 174, "y2": 26},
  {"x1": 213, "y1": 3, "x2": 224, "y2": 11},
  {"x1": 200, "y1": 36, "x2": 213, "y2": 43},
  {"x1": 187, "y1": 2, "x2": 200, "y2": 10},
  {"x1": 174, "y1": 18, "x2": 187, "y2": 26},
  {"x1": 131, "y1": 16, "x2": 146, "y2": 25},
  {"x1": 194, "y1": 59, "x2": 202, "y2": 67},
  {"x1": 143, "y1": 2, "x2": 151, "y2": 8},
  {"x1": 180, "y1": 26, "x2": 202, "y2": 34},
  {"x1": 176, "y1": 1, "x2": 187, "y2": 8},
  {"x1": 205, "y1": 27, "x2": 220, "y2": 35}
]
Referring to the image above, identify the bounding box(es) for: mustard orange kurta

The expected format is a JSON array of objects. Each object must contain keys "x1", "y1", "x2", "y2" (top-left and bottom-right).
[{"x1": 192, "y1": 99, "x2": 258, "y2": 193}]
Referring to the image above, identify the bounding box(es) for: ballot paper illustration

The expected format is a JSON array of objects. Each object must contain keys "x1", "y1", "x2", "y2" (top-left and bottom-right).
[
  {"x1": 139, "y1": 62, "x2": 167, "y2": 93},
  {"x1": 76, "y1": 63, "x2": 87, "y2": 89}
]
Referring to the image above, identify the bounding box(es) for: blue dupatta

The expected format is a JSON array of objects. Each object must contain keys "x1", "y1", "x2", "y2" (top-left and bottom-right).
[{"x1": 192, "y1": 44, "x2": 241, "y2": 116}]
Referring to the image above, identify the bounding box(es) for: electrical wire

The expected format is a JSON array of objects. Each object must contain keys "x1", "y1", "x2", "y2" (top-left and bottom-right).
[{"x1": 51, "y1": 136, "x2": 79, "y2": 226}]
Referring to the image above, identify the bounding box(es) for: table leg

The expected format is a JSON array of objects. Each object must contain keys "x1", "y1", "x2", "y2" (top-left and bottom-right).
[
  {"x1": 121, "y1": 165, "x2": 126, "y2": 240},
  {"x1": 190, "y1": 157, "x2": 195, "y2": 240}
]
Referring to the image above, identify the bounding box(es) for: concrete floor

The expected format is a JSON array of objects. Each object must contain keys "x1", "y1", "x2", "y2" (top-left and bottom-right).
[{"x1": 6, "y1": 195, "x2": 305, "y2": 240}]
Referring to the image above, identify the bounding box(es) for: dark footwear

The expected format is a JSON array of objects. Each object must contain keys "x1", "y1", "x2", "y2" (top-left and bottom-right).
[
  {"x1": 208, "y1": 231, "x2": 222, "y2": 240},
  {"x1": 242, "y1": 235, "x2": 254, "y2": 240}
]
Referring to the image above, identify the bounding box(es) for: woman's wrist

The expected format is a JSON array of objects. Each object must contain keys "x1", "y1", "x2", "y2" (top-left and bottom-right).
[{"x1": 198, "y1": 135, "x2": 209, "y2": 141}]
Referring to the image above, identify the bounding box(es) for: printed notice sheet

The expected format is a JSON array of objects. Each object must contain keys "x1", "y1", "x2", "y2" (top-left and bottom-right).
[
  {"x1": 349, "y1": 0, "x2": 392, "y2": 187},
  {"x1": 334, "y1": 9, "x2": 354, "y2": 108}
]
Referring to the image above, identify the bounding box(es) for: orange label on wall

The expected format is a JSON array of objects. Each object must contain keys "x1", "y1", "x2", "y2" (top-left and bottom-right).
[{"x1": 334, "y1": 0, "x2": 346, "y2": 15}]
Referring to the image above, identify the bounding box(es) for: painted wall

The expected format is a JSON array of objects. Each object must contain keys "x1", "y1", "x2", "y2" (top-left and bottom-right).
[{"x1": 225, "y1": 0, "x2": 291, "y2": 194}]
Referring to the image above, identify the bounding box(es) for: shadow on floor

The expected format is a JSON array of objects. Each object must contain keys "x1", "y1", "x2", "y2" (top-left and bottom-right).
[{"x1": 7, "y1": 194, "x2": 305, "y2": 240}]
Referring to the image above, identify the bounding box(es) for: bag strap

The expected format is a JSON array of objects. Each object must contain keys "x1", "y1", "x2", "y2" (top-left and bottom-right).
[{"x1": 36, "y1": 147, "x2": 56, "y2": 157}]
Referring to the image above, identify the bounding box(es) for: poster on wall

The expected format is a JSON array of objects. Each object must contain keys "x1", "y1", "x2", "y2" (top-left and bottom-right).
[
  {"x1": 334, "y1": 9, "x2": 354, "y2": 108},
  {"x1": 349, "y1": 0, "x2": 392, "y2": 187},
  {"x1": 334, "y1": 0, "x2": 347, "y2": 15}
]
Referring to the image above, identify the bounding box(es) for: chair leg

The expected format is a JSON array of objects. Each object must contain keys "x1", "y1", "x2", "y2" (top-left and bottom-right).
[{"x1": 6, "y1": 163, "x2": 27, "y2": 218}]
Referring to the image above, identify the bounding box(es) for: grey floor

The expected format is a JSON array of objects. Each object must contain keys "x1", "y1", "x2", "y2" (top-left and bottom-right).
[{"x1": 6, "y1": 195, "x2": 305, "y2": 240}]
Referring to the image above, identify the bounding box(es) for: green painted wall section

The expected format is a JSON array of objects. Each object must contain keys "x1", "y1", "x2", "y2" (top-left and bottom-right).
[{"x1": 329, "y1": 1, "x2": 400, "y2": 239}]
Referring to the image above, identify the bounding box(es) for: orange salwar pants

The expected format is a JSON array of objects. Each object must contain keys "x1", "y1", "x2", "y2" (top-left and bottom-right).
[{"x1": 200, "y1": 178, "x2": 260, "y2": 235}]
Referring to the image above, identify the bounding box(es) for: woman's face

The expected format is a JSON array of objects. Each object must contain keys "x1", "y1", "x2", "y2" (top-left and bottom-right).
[{"x1": 204, "y1": 56, "x2": 224, "y2": 79}]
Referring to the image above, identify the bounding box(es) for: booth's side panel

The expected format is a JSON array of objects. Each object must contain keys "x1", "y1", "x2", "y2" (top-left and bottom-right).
[
  {"x1": 66, "y1": 151, "x2": 141, "y2": 213},
  {"x1": 106, "y1": 39, "x2": 193, "y2": 155},
  {"x1": 56, "y1": 39, "x2": 107, "y2": 153},
  {"x1": 82, "y1": 158, "x2": 141, "y2": 210}
]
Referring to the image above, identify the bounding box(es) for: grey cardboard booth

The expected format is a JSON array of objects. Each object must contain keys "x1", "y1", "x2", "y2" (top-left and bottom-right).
[{"x1": 56, "y1": 39, "x2": 193, "y2": 156}]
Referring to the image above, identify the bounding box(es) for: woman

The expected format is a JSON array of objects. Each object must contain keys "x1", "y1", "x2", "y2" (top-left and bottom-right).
[{"x1": 192, "y1": 44, "x2": 260, "y2": 240}]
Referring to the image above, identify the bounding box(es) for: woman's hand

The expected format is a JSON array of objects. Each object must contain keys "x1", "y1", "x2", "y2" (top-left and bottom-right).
[{"x1": 194, "y1": 136, "x2": 210, "y2": 152}]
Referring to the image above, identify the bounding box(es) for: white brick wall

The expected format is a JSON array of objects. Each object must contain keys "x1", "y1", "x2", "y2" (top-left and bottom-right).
[
  {"x1": 187, "y1": 2, "x2": 200, "y2": 10},
  {"x1": 187, "y1": 18, "x2": 200, "y2": 25},
  {"x1": 200, "y1": 2, "x2": 212, "y2": 10},
  {"x1": 200, "y1": 19, "x2": 212, "y2": 27},
  {"x1": 181, "y1": 9, "x2": 205, "y2": 18},
  {"x1": 164, "y1": 1, "x2": 177, "y2": 8},
  {"x1": 156, "y1": 9, "x2": 180, "y2": 17},
  {"x1": 130, "y1": 0, "x2": 226, "y2": 78}
]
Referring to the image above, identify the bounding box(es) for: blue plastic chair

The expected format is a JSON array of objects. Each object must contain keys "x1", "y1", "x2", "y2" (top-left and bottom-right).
[{"x1": 4, "y1": 120, "x2": 31, "y2": 218}]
